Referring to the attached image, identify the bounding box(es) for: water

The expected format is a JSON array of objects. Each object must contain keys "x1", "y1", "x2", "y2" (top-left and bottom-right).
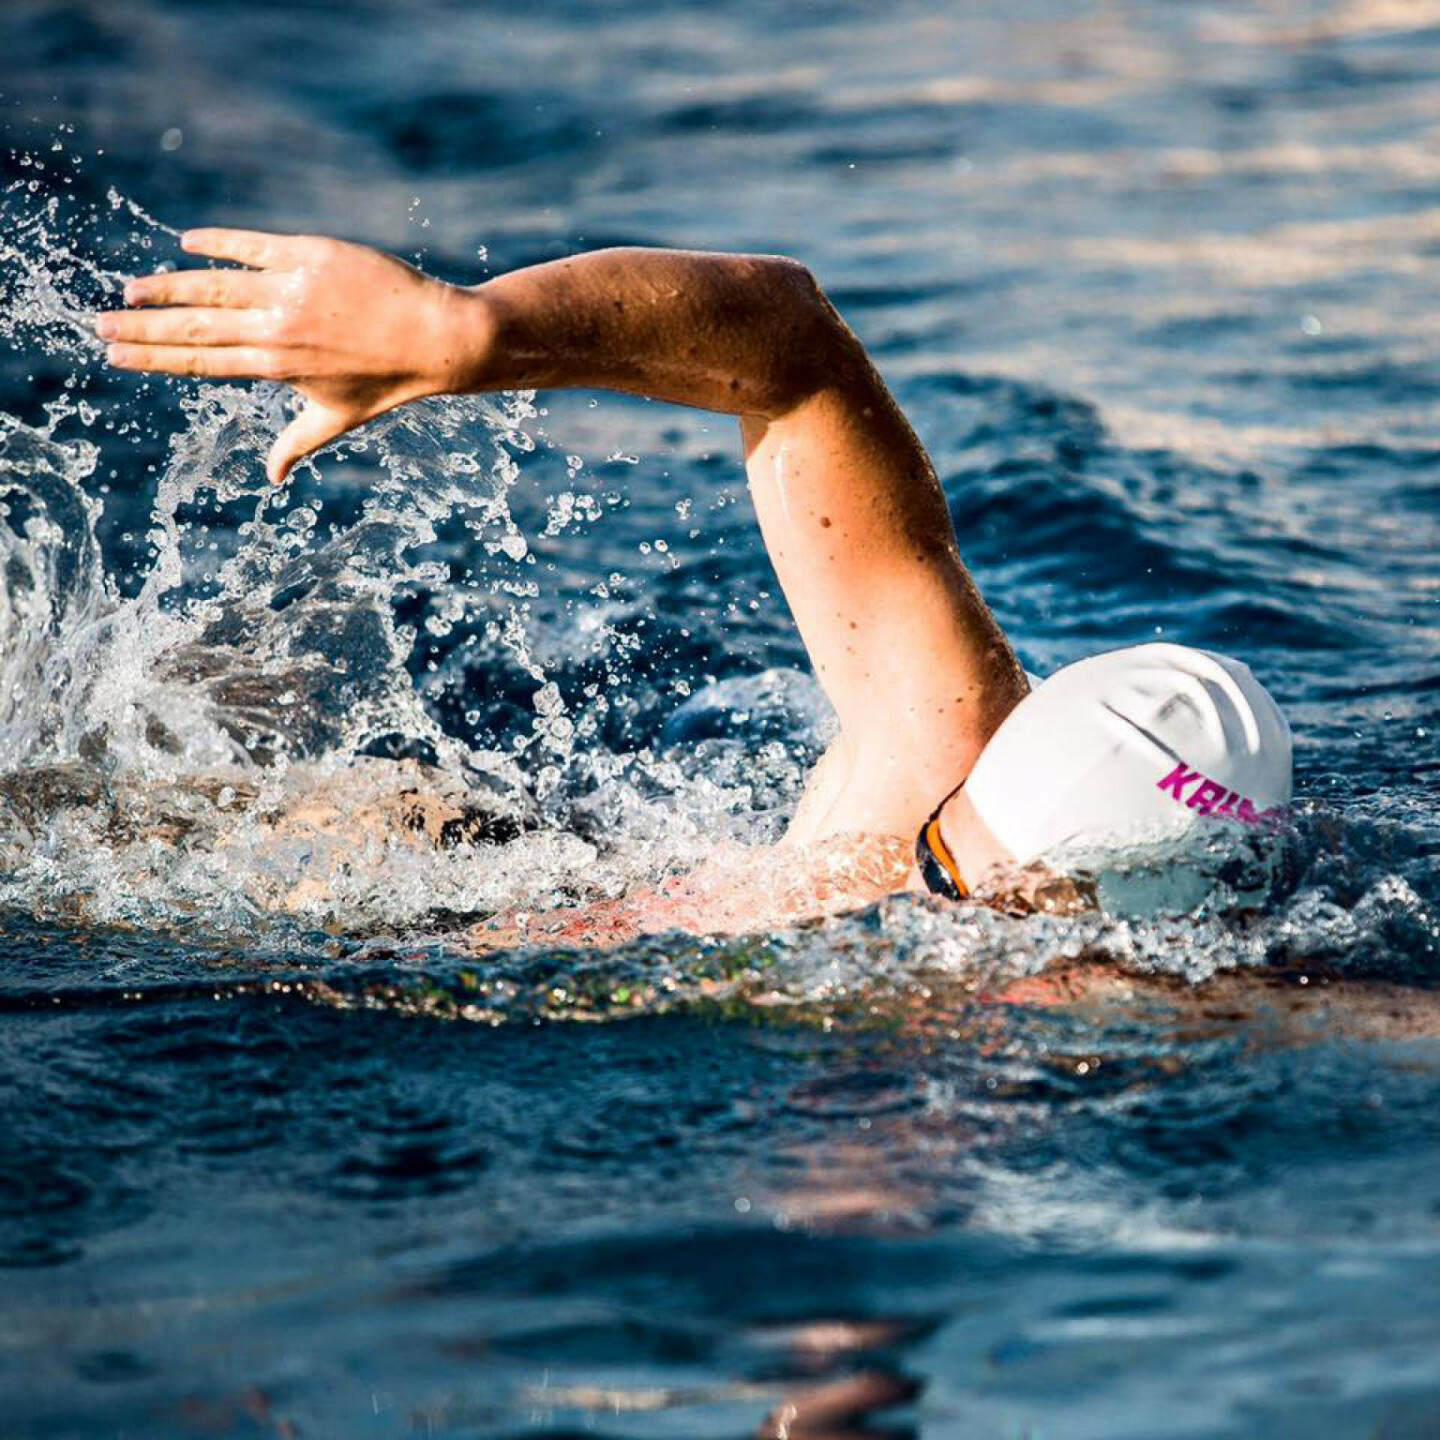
[{"x1": 2, "y1": 0, "x2": 1439, "y2": 1434}]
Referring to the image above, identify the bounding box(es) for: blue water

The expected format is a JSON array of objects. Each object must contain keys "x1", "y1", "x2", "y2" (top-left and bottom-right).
[{"x1": 2, "y1": 1, "x2": 1440, "y2": 1435}]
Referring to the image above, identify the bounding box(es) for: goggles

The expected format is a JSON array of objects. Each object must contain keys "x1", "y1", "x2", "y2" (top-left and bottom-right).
[{"x1": 915, "y1": 790, "x2": 969, "y2": 902}]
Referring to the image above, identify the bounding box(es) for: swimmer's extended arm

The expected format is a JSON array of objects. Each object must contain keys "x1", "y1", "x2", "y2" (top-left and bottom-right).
[{"x1": 100, "y1": 229, "x2": 1024, "y2": 838}]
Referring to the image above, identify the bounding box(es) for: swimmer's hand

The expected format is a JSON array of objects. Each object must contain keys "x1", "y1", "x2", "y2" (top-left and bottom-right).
[{"x1": 96, "y1": 229, "x2": 485, "y2": 484}]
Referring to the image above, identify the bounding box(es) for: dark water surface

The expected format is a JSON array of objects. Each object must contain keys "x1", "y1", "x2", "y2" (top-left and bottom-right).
[{"x1": 2, "y1": 1, "x2": 1439, "y2": 1435}]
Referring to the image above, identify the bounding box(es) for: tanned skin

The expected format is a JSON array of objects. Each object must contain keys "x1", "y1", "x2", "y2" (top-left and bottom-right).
[{"x1": 97, "y1": 230, "x2": 1026, "y2": 931}]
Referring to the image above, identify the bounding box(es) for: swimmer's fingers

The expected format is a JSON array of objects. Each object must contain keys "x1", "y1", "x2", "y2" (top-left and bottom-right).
[
  {"x1": 96, "y1": 306, "x2": 277, "y2": 347},
  {"x1": 123, "y1": 267, "x2": 280, "y2": 309},
  {"x1": 180, "y1": 227, "x2": 312, "y2": 269},
  {"x1": 105, "y1": 343, "x2": 287, "y2": 381}
]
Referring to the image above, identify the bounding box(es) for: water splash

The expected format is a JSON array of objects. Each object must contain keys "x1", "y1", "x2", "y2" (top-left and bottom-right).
[
  {"x1": 0, "y1": 158, "x2": 794, "y2": 937},
  {"x1": 0, "y1": 149, "x2": 1435, "y2": 1006}
]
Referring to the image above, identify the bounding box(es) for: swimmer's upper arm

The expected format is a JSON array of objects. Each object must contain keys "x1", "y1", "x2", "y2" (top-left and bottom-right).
[{"x1": 739, "y1": 283, "x2": 1025, "y2": 837}]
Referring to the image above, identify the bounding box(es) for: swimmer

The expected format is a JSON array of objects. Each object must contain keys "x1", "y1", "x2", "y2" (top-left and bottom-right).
[{"x1": 95, "y1": 230, "x2": 1293, "y2": 939}]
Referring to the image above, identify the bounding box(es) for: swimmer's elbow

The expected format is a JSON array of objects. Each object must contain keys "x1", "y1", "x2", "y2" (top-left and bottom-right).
[{"x1": 747, "y1": 255, "x2": 869, "y2": 419}]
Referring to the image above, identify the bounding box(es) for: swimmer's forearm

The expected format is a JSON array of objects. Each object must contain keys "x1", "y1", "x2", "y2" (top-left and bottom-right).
[{"x1": 454, "y1": 249, "x2": 862, "y2": 417}]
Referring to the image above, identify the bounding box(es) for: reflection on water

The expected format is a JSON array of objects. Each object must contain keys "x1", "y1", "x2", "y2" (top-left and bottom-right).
[{"x1": 1, "y1": 0, "x2": 1439, "y2": 1435}]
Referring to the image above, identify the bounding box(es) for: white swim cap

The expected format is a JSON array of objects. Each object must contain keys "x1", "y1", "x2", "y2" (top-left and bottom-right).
[{"x1": 965, "y1": 643, "x2": 1292, "y2": 872}]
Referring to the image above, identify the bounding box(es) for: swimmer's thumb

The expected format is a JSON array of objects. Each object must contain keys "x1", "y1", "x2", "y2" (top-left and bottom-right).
[{"x1": 267, "y1": 401, "x2": 351, "y2": 486}]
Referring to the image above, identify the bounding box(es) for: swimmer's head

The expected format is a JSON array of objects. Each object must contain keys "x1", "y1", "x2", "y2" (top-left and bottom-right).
[{"x1": 916, "y1": 643, "x2": 1293, "y2": 907}]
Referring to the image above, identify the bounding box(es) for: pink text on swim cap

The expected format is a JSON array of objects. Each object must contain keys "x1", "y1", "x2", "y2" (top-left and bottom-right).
[{"x1": 1156, "y1": 762, "x2": 1281, "y2": 824}]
